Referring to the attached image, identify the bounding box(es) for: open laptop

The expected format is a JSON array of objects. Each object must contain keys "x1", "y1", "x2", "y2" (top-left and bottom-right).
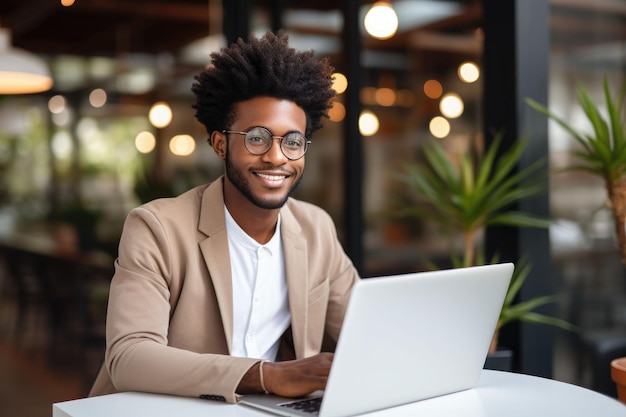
[{"x1": 240, "y1": 262, "x2": 514, "y2": 417}]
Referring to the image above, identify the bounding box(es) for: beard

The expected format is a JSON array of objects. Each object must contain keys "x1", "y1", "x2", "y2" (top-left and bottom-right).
[{"x1": 224, "y1": 150, "x2": 303, "y2": 210}]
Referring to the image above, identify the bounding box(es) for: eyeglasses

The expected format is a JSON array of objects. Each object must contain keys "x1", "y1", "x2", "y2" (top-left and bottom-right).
[{"x1": 222, "y1": 126, "x2": 310, "y2": 161}]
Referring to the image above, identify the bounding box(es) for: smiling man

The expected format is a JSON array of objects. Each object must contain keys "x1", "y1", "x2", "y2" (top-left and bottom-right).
[{"x1": 89, "y1": 31, "x2": 360, "y2": 404}]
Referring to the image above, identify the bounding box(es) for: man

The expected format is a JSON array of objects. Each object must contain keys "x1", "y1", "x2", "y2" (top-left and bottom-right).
[{"x1": 89, "y1": 31, "x2": 360, "y2": 404}]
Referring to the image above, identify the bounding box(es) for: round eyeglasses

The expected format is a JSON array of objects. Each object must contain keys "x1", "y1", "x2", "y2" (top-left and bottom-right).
[{"x1": 222, "y1": 126, "x2": 310, "y2": 161}]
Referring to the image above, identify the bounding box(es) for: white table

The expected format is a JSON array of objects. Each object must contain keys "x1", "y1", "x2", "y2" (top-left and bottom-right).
[{"x1": 53, "y1": 370, "x2": 626, "y2": 417}]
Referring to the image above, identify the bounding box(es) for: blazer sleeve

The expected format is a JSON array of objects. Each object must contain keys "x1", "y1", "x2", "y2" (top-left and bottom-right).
[{"x1": 104, "y1": 206, "x2": 257, "y2": 404}]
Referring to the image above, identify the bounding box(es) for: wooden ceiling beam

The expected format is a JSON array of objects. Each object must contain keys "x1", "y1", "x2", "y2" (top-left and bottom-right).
[
  {"x1": 75, "y1": 0, "x2": 209, "y2": 23},
  {"x1": 4, "y1": 0, "x2": 58, "y2": 37}
]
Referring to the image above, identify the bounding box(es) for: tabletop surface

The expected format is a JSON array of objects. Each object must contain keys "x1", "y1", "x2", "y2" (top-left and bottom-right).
[{"x1": 53, "y1": 370, "x2": 626, "y2": 417}]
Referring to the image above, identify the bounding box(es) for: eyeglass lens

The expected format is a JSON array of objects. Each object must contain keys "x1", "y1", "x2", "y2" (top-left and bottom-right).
[{"x1": 244, "y1": 127, "x2": 307, "y2": 160}]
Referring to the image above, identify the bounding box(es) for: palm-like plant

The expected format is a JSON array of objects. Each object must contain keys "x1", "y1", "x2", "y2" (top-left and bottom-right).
[
  {"x1": 527, "y1": 78, "x2": 626, "y2": 268},
  {"x1": 396, "y1": 133, "x2": 549, "y2": 267},
  {"x1": 393, "y1": 135, "x2": 575, "y2": 352}
]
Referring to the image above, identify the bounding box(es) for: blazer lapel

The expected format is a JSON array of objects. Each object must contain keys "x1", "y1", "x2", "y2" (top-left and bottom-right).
[
  {"x1": 280, "y1": 204, "x2": 310, "y2": 359},
  {"x1": 197, "y1": 178, "x2": 235, "y2": 353}
]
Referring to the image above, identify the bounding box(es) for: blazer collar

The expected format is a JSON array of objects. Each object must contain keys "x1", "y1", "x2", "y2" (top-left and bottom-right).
[{"x1": 197, "y1": 177, "x2": 309, "y2": 357}]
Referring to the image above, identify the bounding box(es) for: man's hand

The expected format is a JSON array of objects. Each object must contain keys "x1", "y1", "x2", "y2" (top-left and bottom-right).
[{"x1": 237, "y1": 353, "x2": 334, "y2": 397}]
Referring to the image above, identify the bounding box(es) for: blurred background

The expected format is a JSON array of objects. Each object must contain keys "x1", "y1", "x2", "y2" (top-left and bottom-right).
[{"x1": 0, "y1": 0, "x2": 625, "y2": 415}]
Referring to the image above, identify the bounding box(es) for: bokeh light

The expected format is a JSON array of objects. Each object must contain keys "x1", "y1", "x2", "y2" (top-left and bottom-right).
[
  {"x1": 332, "y1": 72, "x2": 348, "y2": 94},
  {"x1": 423, "y1": 80, "x2": 443, "y2": 99},
  {"x1": 429, "y1": 116, "x2": 450, "y2": 139},
  {"x1": 149, "y1": 101, "x2": 173, "y2": 128},
  {"x1": 169, "y1": 134, "x2": 196, "y2": 156},
  {"x1": 458, "y1": 62, "x2": 480, "y2": 83},
  {"x1": 89, "y1": 88, "x2": 107, "y2": 108},
  {"x1": 440, "y1": 93, "x2": 464, "y2": 119},
  {"x1": 135, "y1": 131, "x2": 157, "y2": 154},
  {"x1": 329, "y1": 101, "x2": 346, "y2": 122},
  {"x1": 359, "y1": 110, "x2": 379, "y2": 136},
  {"x1": 364, "y1": 2, "x2": 399, "y2": 40}
]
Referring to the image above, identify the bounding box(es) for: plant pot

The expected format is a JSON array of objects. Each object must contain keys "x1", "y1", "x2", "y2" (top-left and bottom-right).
[{"x1": 610, "y1": 357, "x2": 626, "y2": 404}]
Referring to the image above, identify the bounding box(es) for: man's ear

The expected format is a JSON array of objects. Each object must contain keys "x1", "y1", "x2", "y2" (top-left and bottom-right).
[{"x1": 211, "y1": 131, "x2": 226, "y2": 160}]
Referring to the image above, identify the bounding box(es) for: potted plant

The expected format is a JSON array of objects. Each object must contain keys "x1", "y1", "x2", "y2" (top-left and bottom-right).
[
  {"x1": 526, "y1": 77, "x2": 626, "y2": 267},
  {"x1": 527, "y1": 77, "x2": 626, "y2": 393},
  {"x1": 391, "y1": 133, "x2": 575, "y2": 357}
]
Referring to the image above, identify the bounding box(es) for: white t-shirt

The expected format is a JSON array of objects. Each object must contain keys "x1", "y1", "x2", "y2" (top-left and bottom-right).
[{"x1": 225, "y1": 206, "x2": 291, "y2": 360}]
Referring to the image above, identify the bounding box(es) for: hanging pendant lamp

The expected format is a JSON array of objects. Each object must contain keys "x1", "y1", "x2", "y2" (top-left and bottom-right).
[{"x1": 0, "y1": 27, "x2": 53, "y2": 94}]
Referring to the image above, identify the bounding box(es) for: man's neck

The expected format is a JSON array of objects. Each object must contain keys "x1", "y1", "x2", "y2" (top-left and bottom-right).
[{"x1": 223, "y1": 192, "x2": 280, "y2": 245}]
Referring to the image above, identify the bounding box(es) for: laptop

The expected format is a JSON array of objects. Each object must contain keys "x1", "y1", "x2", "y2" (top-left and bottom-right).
[{"x1": 240, "y1": 263, "x2": 514, "y2": 417}]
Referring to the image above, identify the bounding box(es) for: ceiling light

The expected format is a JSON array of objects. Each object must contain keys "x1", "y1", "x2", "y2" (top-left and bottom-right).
[
  {"x1": 364, "y1": 2, "x2": 399, "y2": 40},
  {"x1": 0, "y1": 27, "x2": 53, "y2": 94}
]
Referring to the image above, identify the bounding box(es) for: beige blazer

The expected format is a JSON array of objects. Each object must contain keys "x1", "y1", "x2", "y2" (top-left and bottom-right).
[{"x1": 89, "y1": 178, "x2": 359, "y2": 403}]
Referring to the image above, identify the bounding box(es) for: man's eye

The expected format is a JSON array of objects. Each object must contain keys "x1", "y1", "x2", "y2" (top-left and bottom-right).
[
  {"x1": 248, "y1": 135, "x2": 266, "y2": 144},
  {"x1": 284, "y1": 135, "x2": 304, "y2": 147},
  {"x1": 285, "y1": 139, "x2": 302, "y2": 148}
]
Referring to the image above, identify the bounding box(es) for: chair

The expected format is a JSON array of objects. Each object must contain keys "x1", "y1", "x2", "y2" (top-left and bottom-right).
[
  {"x1": 579, "y1": 330, "x2": 626, "y2": 398},
  {"x1": 0, "y1": 247, "x2": 48, "y2": 344}
]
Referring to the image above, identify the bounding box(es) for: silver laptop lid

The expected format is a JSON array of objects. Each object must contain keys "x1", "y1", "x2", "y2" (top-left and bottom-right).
[{"x1": 319, "y1": 263, "x2": 513, "y2": 417}]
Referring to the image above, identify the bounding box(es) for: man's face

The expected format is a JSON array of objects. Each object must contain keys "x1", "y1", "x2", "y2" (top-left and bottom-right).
[{"x1": 216, "y1": 97, "x2": 307, "y2": 210}]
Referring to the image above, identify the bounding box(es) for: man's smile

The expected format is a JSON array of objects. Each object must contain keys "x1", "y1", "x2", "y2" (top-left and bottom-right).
[{"x1": 253, "y1": 170, "x2": 291, "y2": 188}]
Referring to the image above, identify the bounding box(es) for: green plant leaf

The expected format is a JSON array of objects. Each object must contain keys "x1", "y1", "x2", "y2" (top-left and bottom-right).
[
  {"x1": 525, "y1": 97, "x2": 592, "y2": 152},
  {"x1": 513, "y1": 312, "x2": 578, "y2": 332},
  {"x1": 577, "y1": 84, "x2": 610, "y2": 148},
  {"x1": 388, "y1": 133, "x2": 578, "y2": 334},
  {"x1": 488, "y1": 212, "x2": 552, "y2": 228},
  {"x1": 527, "y1": 77, "x2": 626, "y2": 187}
]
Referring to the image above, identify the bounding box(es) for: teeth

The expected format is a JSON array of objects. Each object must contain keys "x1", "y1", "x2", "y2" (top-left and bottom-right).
[{"x1": 257, "y1": 173, "x2": 286, "y2": 181}]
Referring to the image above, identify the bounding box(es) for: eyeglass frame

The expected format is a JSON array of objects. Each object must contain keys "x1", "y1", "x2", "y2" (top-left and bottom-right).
[{"x1": 220, "y1": 126, "x2": 311, "y2": 161}]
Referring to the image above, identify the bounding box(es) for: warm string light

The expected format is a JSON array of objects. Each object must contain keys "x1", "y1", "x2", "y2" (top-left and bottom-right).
[
  {"x1": 48, "y1": 95, "x2": 66, "y2": 114},
  {"x1": 429, "y1": 116, "x2": 450, "y2": 139},
  {"x1": 169, "y1": 135, "x2": 196, "y2": 156},
  {"x1": 458, "y1": 62, "x2": 480, "y2": 83},
  {"x1": 135, "y1": 131, "x2": 156, "y2": 154},
  {"x1": 421, "y1": 67, "x2": 477, "y2": 138},
  {"x1": 332, "y1": 72, "x2": 348, "y2": 94},
  {"x1": 89, "y1": 88, "x2": 107, "y2": 108},
  {"x1": 359, "y1": 110, "x2": 379, "y2": 136},
  {"x1": 148, "y1": 101, "x2": 173, "y2": 128},
  {"x1": 440, "y1": 93, "x2": 464, "y2": 119},
  {"x1": 364, "y1": 2, "x2": 399, "y2": 40},
  {"x1": 423, "y1": 80, "x2": 443, "y2": 99},
  {"x1": 329, "y1": 101, "x2": 346, "y2": 122}
]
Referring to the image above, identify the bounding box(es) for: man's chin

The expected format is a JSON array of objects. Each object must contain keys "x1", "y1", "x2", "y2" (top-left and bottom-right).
[{"x1": 252, "y1": 194, "x2": 290, "y2": 210}]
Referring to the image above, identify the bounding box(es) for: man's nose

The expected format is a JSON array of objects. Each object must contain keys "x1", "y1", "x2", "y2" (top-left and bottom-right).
[{"x1": 261, "y1": 137, "x2": 288, "y2": 163}]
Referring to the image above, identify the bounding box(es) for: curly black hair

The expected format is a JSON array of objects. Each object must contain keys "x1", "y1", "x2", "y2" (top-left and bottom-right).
[{"x1": 191, "y1": 30, "x2": 336, "y2": 141}]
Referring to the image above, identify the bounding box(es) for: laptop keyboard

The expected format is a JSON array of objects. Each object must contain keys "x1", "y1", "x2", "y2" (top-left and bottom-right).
[{"x1": 279, "y1": 397, "x2": 322, "y2": 415}]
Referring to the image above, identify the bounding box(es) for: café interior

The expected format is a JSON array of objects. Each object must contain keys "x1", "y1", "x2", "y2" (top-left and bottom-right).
[{"x1": 0, "y1": 0, "x2": 625, "y2": 415}]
